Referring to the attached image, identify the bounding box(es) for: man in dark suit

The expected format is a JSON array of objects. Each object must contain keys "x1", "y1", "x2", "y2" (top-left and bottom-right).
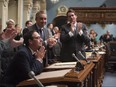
[
  {"x1": 2, "y1": 30, "x2": 46, "y2": 86},
  {"x1": 28, "y1": 10, "x2": 57, "y2": 65},
  {"x1": 60, "y1": 9, "x2": 90, "y2": 62}
]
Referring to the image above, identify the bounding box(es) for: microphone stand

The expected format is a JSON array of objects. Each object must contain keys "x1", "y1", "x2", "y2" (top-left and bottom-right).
[
  {"x1": 72, "y1": 53, "x2": 84, "y2": 72},
  {"x1": 28, "y1": 71, "x2": 44, "y2": 87},
  {"x1": 78, "y1": 51, "x2": 90, "y2": 64}
]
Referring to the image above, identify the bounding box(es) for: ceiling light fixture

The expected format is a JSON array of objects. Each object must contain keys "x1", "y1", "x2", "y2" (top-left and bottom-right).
[{"x1": 50, "y1": 0, "x2": 59, "y2": 4}]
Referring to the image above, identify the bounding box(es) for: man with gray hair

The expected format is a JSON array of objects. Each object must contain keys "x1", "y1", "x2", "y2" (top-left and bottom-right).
[{"x1": 28, "y1": 10, "x2": 57, "y2": 66}]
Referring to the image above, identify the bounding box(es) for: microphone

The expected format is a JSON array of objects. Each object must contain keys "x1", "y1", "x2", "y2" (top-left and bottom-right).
[
  {"x1": 28, "y1": 71, "x2": 44, "y2": 87},
  {"x1": 72, "y1": 53, "x2": 84, "y2": 71},
  {"x1": 72, "y1": 53, "x2": 81, "y2": 63},
  {"x1": 78, "y1": 51, "x2": 90, "y2": 64}
]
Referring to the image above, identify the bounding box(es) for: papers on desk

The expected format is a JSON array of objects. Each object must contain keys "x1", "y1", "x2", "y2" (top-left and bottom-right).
[
  {"x1": 86, "y1": 52, "x2": 92, "y2": 58},
  {"x1": 86, "y1": 52, "x2": 96, "y2": 60},
  {"x1": 46, "y1": 62, "x2": 76, "y2": 70},
  {"x1": 98, "y1": 51, "x2": 106, "y2": 54},
  {"x1": 17, "y1": 69, "x2": 71, "y2": 87},
  {"x1": 35, "y1": 69, "x2": 71, "y2": 80}
]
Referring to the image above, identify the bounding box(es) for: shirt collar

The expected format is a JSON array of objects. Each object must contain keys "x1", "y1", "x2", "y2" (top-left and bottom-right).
[
  {"x1": 29, "y1": 47, "x2": 35, "y2": 55},
  {"x1": 36, "y1": 23, "x2": 44, "y2": 30}
]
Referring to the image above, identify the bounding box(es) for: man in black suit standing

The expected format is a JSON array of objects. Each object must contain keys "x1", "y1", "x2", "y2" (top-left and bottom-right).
[
  {"x1": 60, "y1": 9, "x2": 90, "y2": 62},
  {"x1": 2, "y1": 30, "x2": 46, "y2": 86},
  {"x1": 28, "y1": 10, "x2": 57, "y2": 65}
]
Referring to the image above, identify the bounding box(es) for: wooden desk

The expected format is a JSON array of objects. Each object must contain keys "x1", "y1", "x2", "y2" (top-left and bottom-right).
[
  {"x1": 17, "y1": 62, "x2": 95, "y2": 87},
  {"x1": 17, "y1": 69, "x2": 71, "y2": 87},
  {"x1": 86, "y1": 52, "x2": 106, "y2": 87},
  {"x1": 64, "y1": 62, "x2": 95, "y2": 87}
]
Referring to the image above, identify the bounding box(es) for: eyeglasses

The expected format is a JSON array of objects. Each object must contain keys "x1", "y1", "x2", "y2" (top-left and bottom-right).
[{"x1": 32, "y1": 36, "x2": 41, "y2": 40}]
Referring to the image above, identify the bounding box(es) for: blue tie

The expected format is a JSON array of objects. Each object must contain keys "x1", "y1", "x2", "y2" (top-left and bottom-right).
[{"x1": 39, "y1": 29, "x2": 44, "y2": 40}]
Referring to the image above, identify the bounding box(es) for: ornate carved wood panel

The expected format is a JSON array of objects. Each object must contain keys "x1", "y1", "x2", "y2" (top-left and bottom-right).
[{"x1": 69, "y1": 7, "x2": 116, "y2": 24}]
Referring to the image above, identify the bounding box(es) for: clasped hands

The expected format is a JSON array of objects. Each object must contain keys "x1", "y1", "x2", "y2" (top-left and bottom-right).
[
  {"x1": 34, "y1": 46, "x2": 46, "y2": 61},
  {"x1": 70, "y1": 22, "x2": 83, "y2": 33}
]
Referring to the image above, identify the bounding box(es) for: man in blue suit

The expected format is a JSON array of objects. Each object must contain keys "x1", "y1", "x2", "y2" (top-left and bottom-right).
[{"x1": 2, "y1": 30, "x2": 46, "y2": 86}]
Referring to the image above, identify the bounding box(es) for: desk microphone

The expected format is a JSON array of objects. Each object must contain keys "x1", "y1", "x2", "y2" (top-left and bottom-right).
[
  {"x1": 72, "y1": 53, "x2": 84, "y2": 71},
  {"x1": 72, "y1": 53, "x2": 81, "y2": 63},
  {"x1": 78, "y1": 51, "x2": 90, "y2": 64},
  {"x1": 28, "y1": 71, "x2": 44, "y2": 87}
]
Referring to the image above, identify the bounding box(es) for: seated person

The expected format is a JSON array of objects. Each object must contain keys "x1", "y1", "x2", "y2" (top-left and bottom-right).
[
  {"x1": 89, "y1": 29, "x2": 98, "y2": 48},
  {"x1": 99, "y1": 30, "x2": 113, "y2": 44},
  {"x1": 1, "y1": 30, "x2": 46, "y2": 86}
]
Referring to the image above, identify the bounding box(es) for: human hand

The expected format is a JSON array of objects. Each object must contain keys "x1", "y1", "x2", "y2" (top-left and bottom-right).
[
  {"x1": 77, "y1": 22, "x2": 83, "y2": 32},
  {"x1": 54, "y1": 33, "x2": 60, "y2": 40},
  {"x1": 2, "y1": 28, "x2": 17, "y2": 40},
  {"x1": 35, "y1": 46, "x2": 46, "y2": 60},
  {"x1": 47, "y1": 37, "x2": 57, "y2": 47},
  {"x1": 70, "y1": 22, "x2": 75, "y2": 32},
  {"x1": 106, "y1": 35, "x2": 110, "y2": 39}
]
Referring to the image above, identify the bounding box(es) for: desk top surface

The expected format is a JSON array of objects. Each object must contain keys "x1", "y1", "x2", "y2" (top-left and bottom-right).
[
  {"x1": 17, "y1": 62, "x2": 95, "y2": 87},
  {"x1": 45, "y1": 62, "x2": 77, "y2": 70}
]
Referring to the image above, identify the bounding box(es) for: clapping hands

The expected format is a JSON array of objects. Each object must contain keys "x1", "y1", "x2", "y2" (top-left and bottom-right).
[
  {"x1": 0, "y1": 28, "x2": 24, "y2": 48},
  {"x1": 47, "y1": 37, "x2": 57, "y2": 48},
  {"x1": 0, "y1": 28, "x2": 17, "y2": 40},
  {"x1": 35, "y1": 46, "x2": 46, "y2": 61},
  {"x1": 77, "y1": 22, "x2": 83, "y2": 32}
]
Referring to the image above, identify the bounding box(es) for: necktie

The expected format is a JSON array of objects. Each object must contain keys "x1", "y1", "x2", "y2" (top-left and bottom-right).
[
  {"x1": 39, "y1": 29, "x2": 44, "y2": 40},
  {"x1": 39, "y1": 29, "x2": 42, "y2": 36},
  {"x1": 73, "y1": 27, "x2": 76, "y2": 35}
]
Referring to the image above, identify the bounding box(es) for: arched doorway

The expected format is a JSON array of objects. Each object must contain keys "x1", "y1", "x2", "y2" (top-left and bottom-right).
[{"x1": 52, "y1": 16, "x2": 67, "y2": 29}]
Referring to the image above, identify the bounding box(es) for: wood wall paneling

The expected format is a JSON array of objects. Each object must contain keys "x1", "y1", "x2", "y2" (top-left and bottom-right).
[{"x1": 69, "y1": 7, "x2": 116, "y2": 24}]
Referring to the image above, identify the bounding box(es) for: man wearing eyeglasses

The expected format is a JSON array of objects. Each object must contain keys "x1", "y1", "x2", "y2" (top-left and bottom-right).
[{"x1": 2, "y1": 30, "x2": 46, "y2": 86}]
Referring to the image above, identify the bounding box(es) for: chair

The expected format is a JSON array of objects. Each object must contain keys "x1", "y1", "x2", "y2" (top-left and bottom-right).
[{"x1": 106, "y1": 41, "x2": 116, "y2": 72}]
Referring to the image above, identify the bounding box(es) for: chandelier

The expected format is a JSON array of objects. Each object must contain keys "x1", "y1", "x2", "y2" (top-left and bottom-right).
[{"x1": 51, "y1": 0, "x2": 59, "y2": 4}]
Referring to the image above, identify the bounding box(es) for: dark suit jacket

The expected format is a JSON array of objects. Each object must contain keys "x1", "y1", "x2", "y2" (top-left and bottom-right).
[
  {"x1": 28, "y1": 24, "x2": 54, "y2": 65},
  {"x1": 0, "y1": 40, "x2": 10, "y2": 55},
  {"x1": 2, "y1": 45, "x2": 44, "y2": 86},
  {"x1": 60, "y1": 23, "x2": 90, "y2": 62},
  {"x1": 28, "y1": 23, "x2": 49, "y2": 41},
  {"x1": 0, "y1": 40, "x2": 11, "y2": 77},
  {"x1": 22, "y1": 27, "x2": 29, "y2": 36}
]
